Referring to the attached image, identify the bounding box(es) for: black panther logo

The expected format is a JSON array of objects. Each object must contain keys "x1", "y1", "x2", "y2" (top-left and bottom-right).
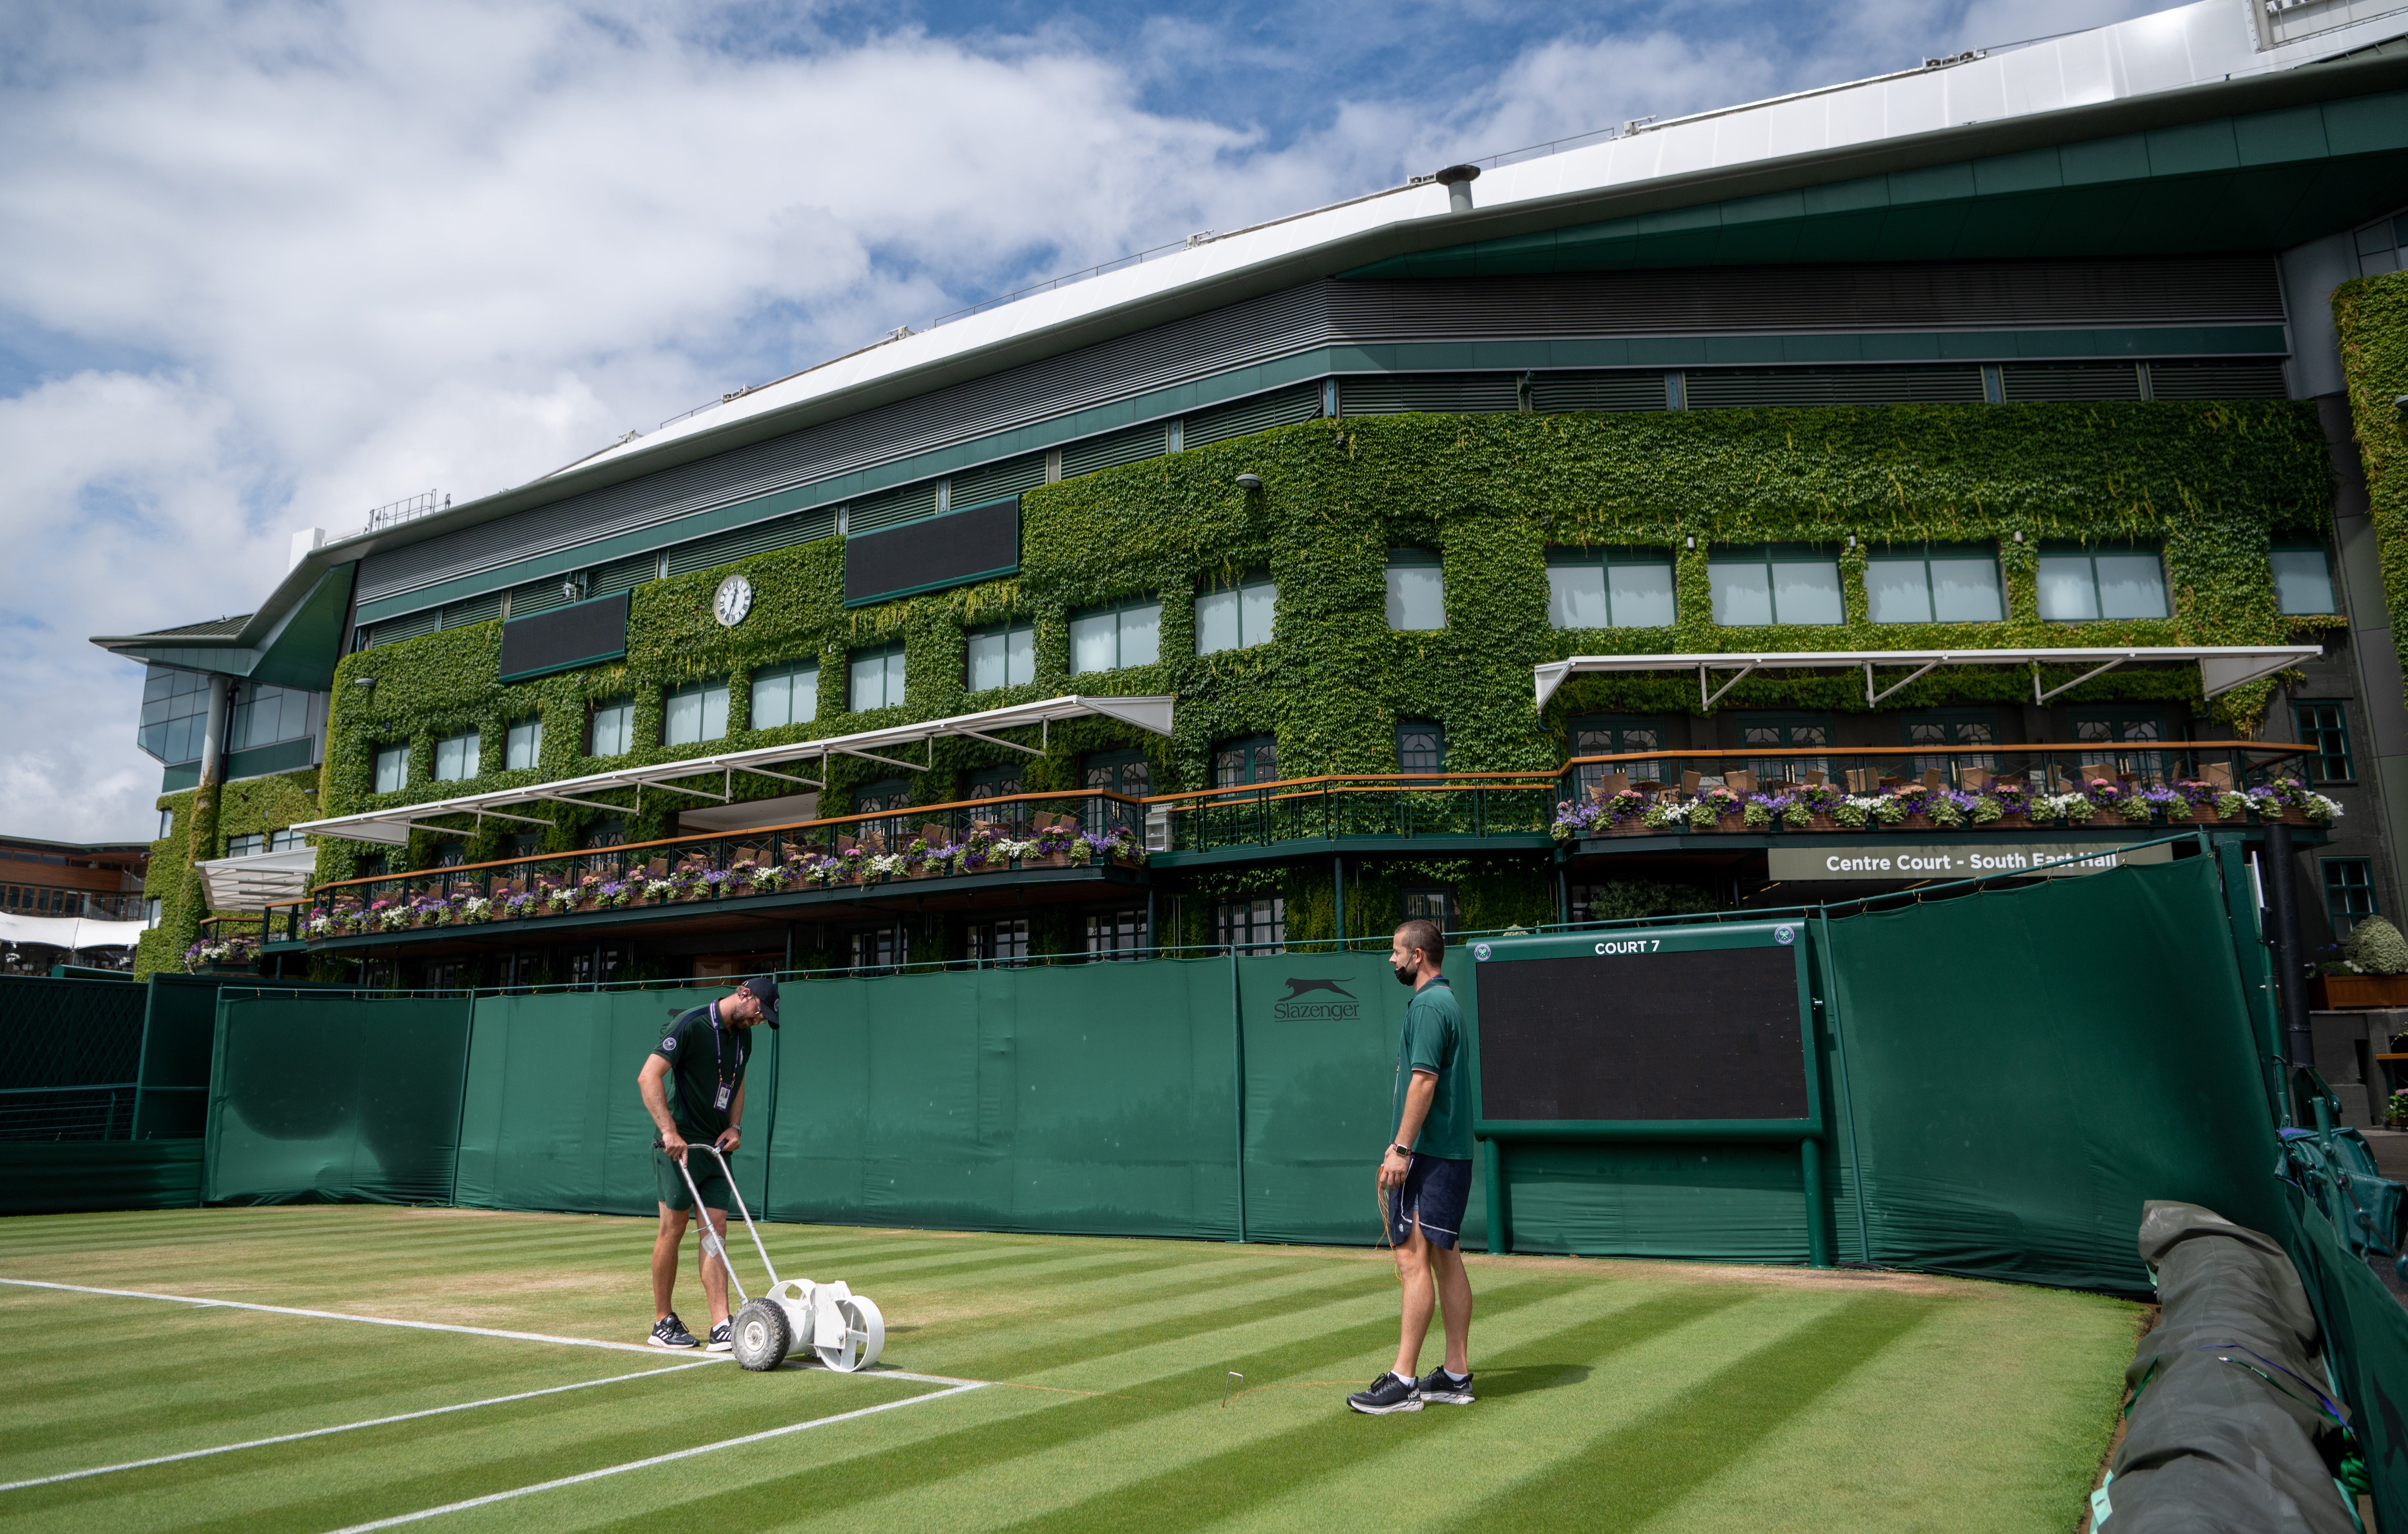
[{"x1": 1280, "y1": 978, "x2": 1356, "y2": 1001}]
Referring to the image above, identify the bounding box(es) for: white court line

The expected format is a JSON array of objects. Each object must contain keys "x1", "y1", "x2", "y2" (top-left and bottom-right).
[
  {"x1": 0, "y1": 1276, "x2": 981, "y2": 1388},
  {"x1": 0, "y1": 1360, "x2": 719, "y2": 1493},
  {"x1": 321, "y1": 1381, "x2": 989, "y2": 1534}
]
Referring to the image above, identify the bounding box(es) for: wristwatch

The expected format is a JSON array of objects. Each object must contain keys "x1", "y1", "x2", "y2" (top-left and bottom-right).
[{"x1": 1388, "y1": 1143, "x2": 1410, "y2": 1157}]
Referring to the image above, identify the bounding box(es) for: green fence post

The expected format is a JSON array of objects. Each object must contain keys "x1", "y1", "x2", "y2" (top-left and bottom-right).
[
  {"x1": 1814, "y1": 910, "x2": 1872, "y2": 1265},
  {"x1": 130, "y1": 976, "x2": 158, "y2": 1143},
  {"x1": 2214, "y1": 836, "x2": 2288, "y2": 1126},
  {"x1": 1800, "y1": 1137, "x2": 1830, "y2": 1268},
  {"x1": 1332, "y1": 856, "x2": 1345, "y2": 953},
  {"x1": 1483, "y1": 1136, "x2": 1508, "y2": 1254},
  {"x1": 1229, "y1": 943, "x2": 1247, "y2": 1243},
  {"x1": 446, "y1": 995, "x2": 477, "y2": 1208}
]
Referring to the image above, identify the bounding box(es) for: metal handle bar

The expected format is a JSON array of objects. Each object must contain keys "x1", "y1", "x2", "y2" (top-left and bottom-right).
[{"x1": 670, "y1": 1139, "x2": 781, "y2": 1298}]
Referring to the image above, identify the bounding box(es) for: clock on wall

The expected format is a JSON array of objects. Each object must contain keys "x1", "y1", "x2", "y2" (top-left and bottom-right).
[{"x1": 713, "y1": 574, "x2": 753, "y2": 627}]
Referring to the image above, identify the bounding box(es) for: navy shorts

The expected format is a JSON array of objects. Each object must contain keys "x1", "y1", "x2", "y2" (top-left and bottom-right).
[{"x1": 1387, "y1": 1153, "x2": 1472, "y2": 1250}]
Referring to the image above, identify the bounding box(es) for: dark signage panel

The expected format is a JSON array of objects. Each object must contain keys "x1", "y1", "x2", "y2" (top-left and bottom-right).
[
  {"x1": 497, "y1": 591, "x2": 630, "y2": 683},
  {"x1": 844, "y1": 498, "x2": 1019, "y2": 607},
  {"x1": 1474, "y1": 941, "x2": 1808, "y2": 1122}
]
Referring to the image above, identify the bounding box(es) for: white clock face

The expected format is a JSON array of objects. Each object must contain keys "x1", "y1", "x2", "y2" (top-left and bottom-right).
[{"x1": 713, "y1": 574, "x2": 753, "y2": 627}]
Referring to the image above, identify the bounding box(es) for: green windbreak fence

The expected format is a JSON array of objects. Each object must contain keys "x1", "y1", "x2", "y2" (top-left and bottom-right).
[
  {"x1": 205, "y1": 995, "x2": 471, "y2": 1205},
  {"x1": 454, "y1": 988, "x2": 771, "y2": 1217}
]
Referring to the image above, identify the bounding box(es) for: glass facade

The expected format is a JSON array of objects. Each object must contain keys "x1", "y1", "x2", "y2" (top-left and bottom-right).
[
  {"x1": 137, "y1": 668, "x2": 211, "y2": 764},
  {"x1": 1709, "y1": 546, "x2": 1842, "y2": 626},
  {"x1": 588, "y1": 698, "x2": 634, "y2": 757},
  {"x1": 2037, "y1": 544, "x2": 2169, "y2": 620},
  {"x1": 849, "y1": 646, "x2": 906, "y2": 711},
  {"x1": 1069, "y1": 603, "x2": 1161, "y2": 674},
  {"x1": 1545, "y1": 548, "x2": 1676, "y2": 629},
  {"x1": 433, "y1": 729, "x2": 480, "y2": 782},
  {"x1": 751, "y1": 662, "x2": 818, "y2": 728},
  {"x1": 1866, "y1": 546, "x2": 2005, "y2": 623},
  {"x1": 662, "y1": 679, "x2": 730, "y2": 745},
  {"x1": 227, "y1": 683, "x2": 317, "y2": 752},
  {"x1": 966, "y1": 624, "x2": 1035, "y2": 690},
  {"x1": 1195, "y1": 576, "x2": 1276, "y2": 654},
  {"x1": 1385, "y1": 550, "x2": 1445, "y2": 630}
]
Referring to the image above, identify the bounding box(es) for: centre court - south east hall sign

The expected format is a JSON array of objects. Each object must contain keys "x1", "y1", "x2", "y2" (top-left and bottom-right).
[{"x1": 1765, "y1": 841, "x2": 2176, "y2": 882}]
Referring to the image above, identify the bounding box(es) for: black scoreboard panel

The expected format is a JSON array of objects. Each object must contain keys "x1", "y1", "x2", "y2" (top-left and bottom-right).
[
  {"x1": 496, "y1": 591, "x2": 629, "y2": 683},
  {"x1": 1474, "y1": 943, "x2": 1808, "y2": 1122},
  {"x1": 844, "y1": 497, "x2": 1019, "y2": 606}
]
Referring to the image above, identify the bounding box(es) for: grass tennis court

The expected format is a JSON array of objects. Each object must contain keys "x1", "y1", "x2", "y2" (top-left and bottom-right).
[{"x1": 0, "y1": 1205, "x2": 2138, "y2": 1533}]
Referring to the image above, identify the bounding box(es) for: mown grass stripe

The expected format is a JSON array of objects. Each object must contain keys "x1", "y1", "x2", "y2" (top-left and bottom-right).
[{"x1": 0, "y1": 1278, "x2": 679, "y2": 1355}]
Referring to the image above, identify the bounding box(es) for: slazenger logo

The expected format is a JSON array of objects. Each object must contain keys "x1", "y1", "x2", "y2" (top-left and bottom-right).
[{"x1": 1272, "y1": 977, "x2": 1360, "y2": 1021}]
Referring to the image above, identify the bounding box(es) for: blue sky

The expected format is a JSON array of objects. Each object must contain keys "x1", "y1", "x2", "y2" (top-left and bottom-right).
[{"x1": 0, "y1": 0, "x2": 2175, "y2": 839}]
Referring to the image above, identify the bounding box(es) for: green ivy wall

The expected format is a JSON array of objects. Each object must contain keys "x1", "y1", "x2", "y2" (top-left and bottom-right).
[
  {"x1": 220, "y1": 398, "x2": 2332, "y2": 972},
  {"x1": 2335, "y1": 270, "x2": 2408, "y2": 689}
]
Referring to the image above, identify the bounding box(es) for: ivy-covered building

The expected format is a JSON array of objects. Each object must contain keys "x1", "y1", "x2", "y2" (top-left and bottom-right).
[{"x1": 97, "y1": 2, "x2": 2408, "y2": 985}]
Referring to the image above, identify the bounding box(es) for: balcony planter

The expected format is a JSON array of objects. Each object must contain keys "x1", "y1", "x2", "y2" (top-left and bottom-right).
[{"x1": 2312, "y1": 974, "x2": 2408, "y2": 1009}]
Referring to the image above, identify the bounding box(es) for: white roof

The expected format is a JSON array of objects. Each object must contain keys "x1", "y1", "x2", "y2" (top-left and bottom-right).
[
  {"x1": 563, "y1": 0, "x2": 2408, "y2": 478},
  {"x1": 1534, "y1": 645, "x2": 2324, "y2": 711},
  {"x1": 289, "y1": 694, "x2": 1174, "y2": 846}
]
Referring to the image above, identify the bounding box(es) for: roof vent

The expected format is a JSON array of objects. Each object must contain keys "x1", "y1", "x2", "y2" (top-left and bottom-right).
[
  {"x1": 1433, "y1": 163, "x2": 1481, "y2": 213},
  {"x1": 1185, "y1": 230, "x2": 1215, "y2": 248}
]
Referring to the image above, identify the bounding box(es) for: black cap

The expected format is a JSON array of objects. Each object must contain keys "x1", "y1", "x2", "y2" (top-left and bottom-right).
[{"x1": 742, "y1": 974, "x2": 780, "y2": 1029}]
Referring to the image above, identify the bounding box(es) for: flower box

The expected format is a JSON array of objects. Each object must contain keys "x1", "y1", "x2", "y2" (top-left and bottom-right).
[{"x1": 2311, "y1": 974, "x2": 2408, "y2": 1009}]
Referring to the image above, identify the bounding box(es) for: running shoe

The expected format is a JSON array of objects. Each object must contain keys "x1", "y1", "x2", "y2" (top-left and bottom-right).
[
  {"x1": 1346, "y1": 1371, "x2": 1423, "y2": 1415},
  {"x1": 707, "y1": 1319, "x2": 734, "y2": 1353},
  {"x1": 650, "y1": 1312, "x2": 700, "y2": 1349},
  {"x1": 1414, "y1": 1365, "x2": 1475, "y2": 1405}
]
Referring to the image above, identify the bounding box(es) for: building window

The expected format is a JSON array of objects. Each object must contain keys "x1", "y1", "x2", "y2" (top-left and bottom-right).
[
  {"x1": 849, "y1": 645, "x2": 906, "y2": 711},
  {"x1": 1083, "y1": 750, "x2": 1150, "y2": 835},
  {"x1": 2296, "y1": 702, "x2": 2353, "y2": 784},
  {"x1": 1867, "y1": 545, "x2": 2005, "y2": 623},
  {"x1": 662, "y1": 679, "x2": 730, "y2": 746},
  {"x1": 1402, "y1": 887, "x2": 1455, "y2": 932},
  {"x1": 2272, "y1": 542, "x2": 2338, "y2": 616},
  {"x1": 505, "y1": 716, "x2": 542, "y2": 770},
  {"x1": 435, "y1": 842, "x2": 467, "y2": 868},
  {"x1": 1709, "y1": 545, "x2": 1843, "y2": 626},
  {"x1": 2037, "y1": 543, "x2": 2169, "y2": 621},
  {"x1": 1196, "y1": 574, "x2": 1276, "y2": 654},
  {"x1": 1545, "y1": 547, "x2": 1676, "y2": 629},
  {"x1": 137, "y1": 667, "x2": 212, "y2": 764},
  {"x1": 1397, "y1": 718, "x2": 1446, "y2": 775},
  {"x1": 1385, "y1": 549, "x2": 1446, "y2": 631},
  {"x1": 226, "y1": 833, "x2": 263, "y2": 858},
  {"x1": 1904, "y1": 711, "x2": 1999, "y2": 774},
  {"x1": 1085, "y1": 907, "x2": 1149, "y2": 960},
  {"x1": 848, "y1": 926, "x2": 906, "y2": 976},
  {"x1": 1738, "y1": 715, "x2": 1832, "y2": 780},
  {"x1": 227, "y1": 683, "x2": 316, "y2": 750},
  {"x1": 357, "y1": 853, "x2": 387, "y2": 879},
  {"x1": 581, "y1": 818, "x2": 626, "y2": 850},
  {"x1": 966, "y1": 623, "x2": 1036, "y2": 690},
  {"x1": 158, "y1": 808, "x2": 174, "y2": 840},
  {"x1": 1212, "y1": 735, "x2": 1279, "y2": 787},
  {"x1": 373, "y1": 743, "x2": 409, "y2": 793},
  {"x1": 751, "y1": 661, "x2": 819, "y2": 729},
  {"x1": 501, "y1": 832, "x2": 543, "y2": 859},
  {"x1": 433, "y1": 728, "x2": 481, "y2": 782},
  {"x1": 1216, "y1": 896, "x2": 1286, "y2": 954},
  {"x1": 2069, "y1": 709, "x2": 2168, "y2": 780},
  {"x1": 268, "y1": 828, "x2": 304, "y2": 851},
  {"x1": 966, "y1": 917, "x2": 1028, "y2": 967},
  {"x1": 588, "y1": 697, "x2": 634, "y2": 757},
  {"x1": 853, "y1": 778, "x2": 913, "y2": 848},
  {"x1": 1569, "y1": 715, "x2": 1664, "y2": 795},
  {"x1": 966, "y1": 764, "x2": 1024, "y2": 805},
  {"x1": 2324, "y1": 858, "x2": 2378, "y2": 938},
  {"x1": 1069, "y1": 601, "x2": 1162, "y2": 674},
  {"x1": 145, "y1": 898, "x2": 161, "y2": 929}
]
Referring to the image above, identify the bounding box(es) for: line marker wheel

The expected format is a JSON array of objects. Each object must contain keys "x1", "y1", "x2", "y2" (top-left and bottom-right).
[{"x1": 673, "y1": 1143, "x2": 886, "y2": 1373}]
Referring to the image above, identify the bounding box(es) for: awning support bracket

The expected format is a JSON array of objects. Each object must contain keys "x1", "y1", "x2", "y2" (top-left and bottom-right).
[
  {"x1": 1701, "y1": 661, "x2": 1759, "y2": 711},
  {"x1": 2035, "y1": 654, "x2": 2131, "y2": 706},
  {"x1": 1866, "y1": 657, "x2": 1943, "y2": 707},
  {"x1": 957, "y1": 727, "x2": 1049, "y2": 758},
  {"x1": 836, "y1": 747, "x2": 931, "y2": 773}
]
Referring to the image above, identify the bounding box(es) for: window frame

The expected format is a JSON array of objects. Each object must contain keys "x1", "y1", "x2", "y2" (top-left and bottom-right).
[
  {"x1": 1396, "y1": 718, "x2": 1447, "y2": 777},
  {"x1": 661, "y1": 677, "x2": 731, "y2": 747},
  {"x1": 225, "y1": 832, "x2": 263, "y2": 858},
  {"x1": 1211, "y1": 734, "x2": 1280, "y2": 788},
  {"x1": 1068, "y1": 599, "x2": 1163, "y2": 676},
  {"x1": 2035, "y1": 541, "x2": 2170, "y2": 622},
  {"x1": 1707, "y1": 543, "x2": 1844, "y2": 627},
  {"x1": 749, "y1": 660, "x2": 820, "y2": 730},
  {"x1": 1384, "y1": 548, "x2": 1447, "y2": 632},
  {"x1": 2271, "y1": 539, "x2": 2339, "y2": 617},
  {"x1": 1568, "y1": 713, "x2": 1666, "y2": 792},
  {"x1": 2322, "y1": 857, "x2": 2378, "y2": 938},
  {"x1": 372, "y1": 743, "x2": 410, "y2": 794},
  {"x1": 2295, "y1": 701, "x2": 2354, "y2": 785},
  {"x1": 965, "y1": 621, "x2": 1037, "y2": 691},
  {"x1": 586, "y1": 696, "x2": 635, "y2": 757},
  {"x1": 1215, "y1": 894, "x2": 1287, "y2": 955},
  {"x1": 504, "y1": 715, "x2": 542, "y2": 771},
  {"x1": 432, "y1": 727, "x2": 481, "y2": 782},
  {"x1": 1195, "y1": 573, "x2": 1277, "y2": 655},
  {"x1": 1401, "y1": 886, "x2": 1456, "y2": 933},
  {"x1": 1864, "y1": 544, "x2": 2007, "y2": 624},
  {"x1": 847, "y1": 644, "x2": 907, "y2": 713},
  {"x1": 1544, "y1": 546, "x2": 1677, "y2": 630}
]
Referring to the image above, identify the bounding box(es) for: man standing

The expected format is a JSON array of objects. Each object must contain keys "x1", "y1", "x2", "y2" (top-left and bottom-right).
[
  {"x1": 1348, "y1": 918, "x2": 1475, "y2": 1415},
  {"x1": 637, "y1": 974, "x2": 779, "y2": 1349}
]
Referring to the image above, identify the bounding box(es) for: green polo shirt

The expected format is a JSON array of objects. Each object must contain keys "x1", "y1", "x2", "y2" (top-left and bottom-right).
[
  {"x1": 654, "y1": 1002, "x2": 752, "y2": 1141},
  {"x1": 1391, "y1": 976, "x2": 1472, "y2": 1161}
]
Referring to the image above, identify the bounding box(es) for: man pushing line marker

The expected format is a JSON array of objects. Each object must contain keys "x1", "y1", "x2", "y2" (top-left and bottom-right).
[
  {"x1": 637, "y1": 975, "x2": 778, "y2": 1352},
  {"x1": 1348, "y1": 918, "x2": 1474, "y2": 1415}
]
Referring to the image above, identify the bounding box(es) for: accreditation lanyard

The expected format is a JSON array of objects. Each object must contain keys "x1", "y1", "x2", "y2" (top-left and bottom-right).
[{"x1": 708, "y1": 1002, "x2": 735, "y2": 1112}]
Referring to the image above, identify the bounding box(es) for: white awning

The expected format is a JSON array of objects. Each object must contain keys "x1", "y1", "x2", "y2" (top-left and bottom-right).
[
  {"x1": 1533, "y1": 647, "x2": 2325, "y2": 712},
  {"x1": 290, "y1": 693, "x2": 1175, "y2": 846},
  {"x1": 196, "y1": 847, "x2": 321, "y2": 911},
  {"x1": 0, "y1": 912, "x2": 148, "y2": 950}
]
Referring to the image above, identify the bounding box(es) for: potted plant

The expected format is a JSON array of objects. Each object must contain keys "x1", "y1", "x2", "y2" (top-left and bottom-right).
[
  {"x1": 2388, "y1": 1088, "x2": 2408, "y2": 1131},
  {"x1": 1792, "y1": 782, "x2": 1843, "y2": 831},
  {"x1": 1687, "y1": 785, "x2": 1744, "y2": 831},
  {"x1": 184, "y1": 934, "x2": 260, "y2": 974},
  {"x1": 2082, "y1": 778, "x2": 2135, "y2": 828},
  {"x1": 1892, "y1": 785, "x2": 1935, "y2": 830},
  {"x1": 1830, "y1": 794, "x2": 1902, "y2": 831},
  {"x1": 1550, "y1": 799, "x2": 1602, "y2": 843},
  {"x1": 1641, "y1": 799, "x2": 1686, "y2": 832},
  {"x1": 2310, "y1": 915, "x2": 2408, "y2": 1008}
]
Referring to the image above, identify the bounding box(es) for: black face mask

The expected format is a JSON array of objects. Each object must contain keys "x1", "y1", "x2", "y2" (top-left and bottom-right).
[{"x1": 1393, "y1": 962, "x2": 1417, "y2": 987}]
